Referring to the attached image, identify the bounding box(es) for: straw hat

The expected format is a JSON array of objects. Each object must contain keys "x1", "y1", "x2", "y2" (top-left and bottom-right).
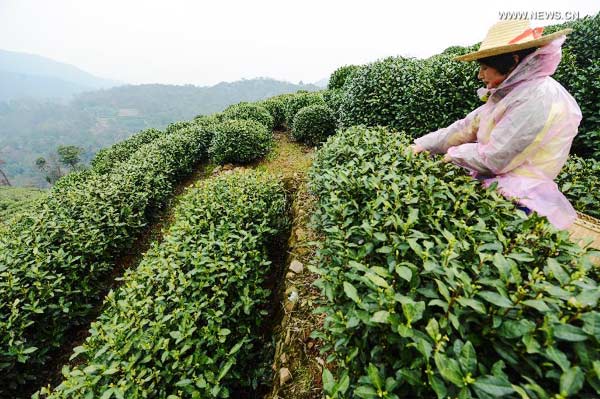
[{"x1": 456, "y1": 20, "x2": 572, "y2": 62}]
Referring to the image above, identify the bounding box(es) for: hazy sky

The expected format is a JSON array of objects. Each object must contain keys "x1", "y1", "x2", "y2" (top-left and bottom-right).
[{"x1": 1, "y1": 0, "x2": 598, "y2": 86}]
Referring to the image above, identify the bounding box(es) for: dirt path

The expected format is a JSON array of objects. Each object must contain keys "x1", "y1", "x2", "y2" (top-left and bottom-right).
[{"x1": 253, "y1": 132, "x2": 325, "y2": 399}]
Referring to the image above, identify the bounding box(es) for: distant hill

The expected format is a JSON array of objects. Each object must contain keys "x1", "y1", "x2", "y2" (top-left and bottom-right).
[
  {"x1": 0, "y1": 49, "x2": 121, "y2": 101},
  {"x1": 313, "y1": 77, "x2": 329, "y2": 88},
  {"x1": 0, "y1": 78, "x2": 320, "y2": 187}
]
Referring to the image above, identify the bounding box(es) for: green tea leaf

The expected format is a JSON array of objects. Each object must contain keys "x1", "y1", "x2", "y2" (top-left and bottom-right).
[
  {"x1": 473, "y1": 375, "x2": 515, "y2": 397},
  {"x1": 322, "y1": 368, "x2": 335, "y2": 392},
  {"x1": 545, "y1": 346, "x2": 571, "y2": 372},
  {"x1": 343, "y1": 282, "x2": 361, "y2": 304},
  {"x1": 370, "y1": 310, "x2": 390, "y2": 324},
  {"x1": 477, "y1": 291, "x2": 513, "y2": 308},
  {"x1": 395, "y1": 265, "x2": 412, "y2": 282},
  {"x1": 434, "y1": 352, "x2": 464, "y2": 387},
  {"x1": 582, "y1": 312, "x2": 600, "y2": 340},
  {"x1": 367, "y1": 363, "x2": 383, "y2": 390},
  {"x1": 560, "y1": 366, "x2": 584, "y2": 396},
  {"x1": 459, "y1": 341, "x2": 477, "y2": 374},
  {"x1": 554, "y1": 324, "x2": 588, "y2": 342},
  {"x1": 521, "y1": 299, "x2": 550, "y2": 313}
]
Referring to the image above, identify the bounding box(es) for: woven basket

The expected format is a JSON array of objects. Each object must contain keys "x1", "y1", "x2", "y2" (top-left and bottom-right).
[{"x1": 568, "y1": 212, "x2": 600, "y2": 264}]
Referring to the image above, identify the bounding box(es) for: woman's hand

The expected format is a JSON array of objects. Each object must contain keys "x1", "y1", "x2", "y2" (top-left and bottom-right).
[
  {"x1": 411, "y1": 144, "x2": 426, "y2": 154},
  {"x1": 443, "y1": 153, "x2": 452, "y2": 163}
]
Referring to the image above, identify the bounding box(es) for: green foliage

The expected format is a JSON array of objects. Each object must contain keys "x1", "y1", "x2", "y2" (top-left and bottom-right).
[
  {"x1": 259, "y1": 94, "x2": 294, "y2": 129},
  {"x1": 338, "y1": 13, "x2": 599, "y2": 159},
  {"x1": 209, "y1": 119, "x2": 273, "y2": 164},
  {"x1": 222, "y1": 102, "x2": 275, "y2": 130},
  {"x1": 557, "y1": 155, "x2": 600, "y2": 218},
  {"x1": 339, "y1": 56, "x2": 479, "y2": 137},
  {"x1": 42, "y1": 171, "x2": 287, "y2": 398},
  {"x1": 323, "y1": 89, "x2": 345, "y2": 124},
  {"x1": 165, "y1": 120, "x2": 194, "y2": 134},
  {"x1": 0, "y1": 186, "x2": 47, "y2": 223},
  {"x1": 0, "y1": 126, "x2": 212, "y2": 395},
  {"x1": 91, "y1": 128, "x2": 163, "y2": 174},
  {"x1": 291, "y1": 105, "x2": 337, "y2": 146},
  {"x1": 115, "y1": 125, "x2": 213, "y2": 206},
  {"x1": 194, "y1": 113, "x2": 222, "y2": 128},
  {"x1": 283, "y1": 92, "x2": 326, "y2": 127},
  {"x1": 310, "y1": 126, "x2": 600, "y2": 399},
  {"x1": 0, "y1": 78, "x2": 319, "y2": 187},
  {"x1": 441, "y1": 44, "x2": 481, "y2": 57},
  {"x1": 328, "y1": 65, "x2": 360, "y2": 90},
  {"x1": 545, "y1": 13, "x2": 600, "y2": 70},
  {"x1": 51, "y1": 169, "x2": 93, "y2": 191},
  {"x1": 56, "y1": 145, "x2": 83, "y2": 168}
]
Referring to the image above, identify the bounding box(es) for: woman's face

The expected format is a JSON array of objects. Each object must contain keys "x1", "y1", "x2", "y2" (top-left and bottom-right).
[{"x1": 478, "y1": 64, "x2": 507, "y2": 89}]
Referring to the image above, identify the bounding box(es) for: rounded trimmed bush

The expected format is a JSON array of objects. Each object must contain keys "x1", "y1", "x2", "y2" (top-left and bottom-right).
[
  {"x1": 91, "y1": 128, "x2": 163, "y2": 174},
  {"x1": 327, "y1": 64, "x2": 360, "y2": 90},
  {"x1": 260, "y1": 94, "x2": 294, "y2": 129},
  {"x1": 209, "y1": 119, "x2": 273, "y2": 164},
  {"x1": 165, "y1": 120, "x2": 194, "y2": 134},
  {"x1": 292, "y1": 105, "x2": 337, "y2": 146},
  {"x1": 193, "y1": 113, "x2": 222, "y2": 132},
  {"x1": 339, "y1": 55, "x2": 479, "y2": 138},
  {"x1": 52, "y1": 169, "x2": 93, "y2": 191},
  {"x1": 222, "y1": 102, "x2": 274, "y2": 131},
  {"x1": 323, "y1": 89, "x2": 345, "y2": 123},
  {"x1": 282, "y1": 92, "x2": 325, "y2": 128}
]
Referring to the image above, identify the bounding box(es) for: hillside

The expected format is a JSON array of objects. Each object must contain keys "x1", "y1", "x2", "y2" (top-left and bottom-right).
[
  {"x1": 0, "y1": 49, "x2": 120, "y2": 102},
  {"x1": 0, "y1": 78, "x2": 319, "y2": 187},
  {"x1": 0, "y1": 13, "x2": 598, "y2": 399}
]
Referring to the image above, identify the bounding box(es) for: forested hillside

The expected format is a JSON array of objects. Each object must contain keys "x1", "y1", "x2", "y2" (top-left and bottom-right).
[{"x1": 0, "y1": 78, "x2": 319, "y2": 187}]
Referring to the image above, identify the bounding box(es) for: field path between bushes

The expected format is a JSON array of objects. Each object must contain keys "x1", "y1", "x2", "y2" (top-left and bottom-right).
[
  {"x1": 257, "y1": 131, "x2": 325, "y2": 399},
  {"x1": 33, "y1": 130, "x2": 324, "y2": 399}
]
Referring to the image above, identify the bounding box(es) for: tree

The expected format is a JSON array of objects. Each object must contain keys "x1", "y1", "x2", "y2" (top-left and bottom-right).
[
  {"x1": 57, "y1": 145, "x2": 83, "y2": 169},
  {"x1": 35, "y1": 145, "x2": 85, "y2": 185},
  {"x1": 0, "y1": 159, "x2": 11, "y2": 186}
]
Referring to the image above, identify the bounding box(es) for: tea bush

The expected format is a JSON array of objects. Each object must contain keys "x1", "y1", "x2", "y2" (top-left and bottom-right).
[
  {"x1": 0, "y1": 126, "x2": 212, "y2": 394},
  {"x1": 51, "y1": 169, "x2": 93, "y2": 191},
  {"x1": 0, "y1": 187, "x2": 47, "y2": 224},
  {"x1": 338, "y1": 13, "x2": 600, "y2": 159},
  {"x1": 328, "y1": 65, "x2": 360, "y2": 90},
  {"x1": 557, "y1": 155, "x2": 600, "y2": 218},
  {"x1": 222, "y1": 102, "x2": 275, "y2": 131},
  {"x1": 209, "y1": 119, "x2": 273, "y2": 164},
  {"x1": 41, "y1": 171, "x2": 288, "y2": 398},
  {"x1": 323, "y1": 89, "x2": 345, "y2": 124},
  {"x1": 283, "y1": 92, "x2": 325, "y2": 127},
  {"x1": 338, "y1": 56, "x2": 479, "y2": 137},
  {"x1": 545, "y1": 13, "x2": 600, "y2": 70},
  {"x1": 91, "y1": 128, "x2": 163, "y2": 174},
  {"x1": 260, "y1": 93, "x2": 294, "y2": 130},
  {"x1": 165, "y1": 120, "x2": 195, "y2": 134},
  {"x1": 292, "y1": 104, "x2": 337, "y2": 146},
  {"x1": 116, "y1": 124, "x2": 213, "y2": 207},
  {"x1": 310, "y1": 126, "x2": 600, "y2": 398}
]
